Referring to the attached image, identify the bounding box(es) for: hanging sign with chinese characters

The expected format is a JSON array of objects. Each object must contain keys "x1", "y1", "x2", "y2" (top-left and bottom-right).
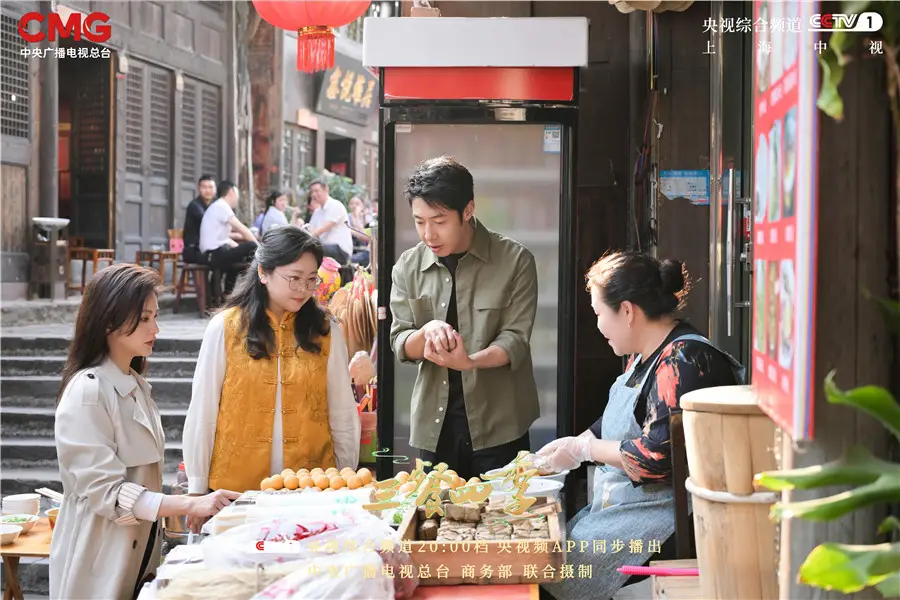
[
  {"x1": 315, "y1": 51, "x2": 378, "y2": 127},
  {"x1": 751, "y1": 0, "x2": 820, "y2": 441}
]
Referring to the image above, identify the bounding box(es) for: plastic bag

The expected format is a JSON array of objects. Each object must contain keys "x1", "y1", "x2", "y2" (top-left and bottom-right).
[
  {"x1": 202, "y1": 506, "x2": 398, "y2": 569},
  {"x1": 251, "y1": 551, "x2": 393, "y2": 600}
]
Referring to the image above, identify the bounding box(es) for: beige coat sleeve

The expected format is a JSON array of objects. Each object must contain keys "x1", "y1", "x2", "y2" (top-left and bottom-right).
[{"x1": 55, "y1": 371, "x2": 147, "y2": 525}]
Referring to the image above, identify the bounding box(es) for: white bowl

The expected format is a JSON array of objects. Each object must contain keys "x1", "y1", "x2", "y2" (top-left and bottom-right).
[
  {"x1": 0, "y1": 514, "x2": 39, "y2": 534},
  {"x1": 0, "y1": 524, "x2": 22, "y2": 545},
  {"x1": 2, "y1": 500, "x2": 40, "y2": 516},
  {"x1": 3, "y1": 494, "x2": 41, "y2": 503}
]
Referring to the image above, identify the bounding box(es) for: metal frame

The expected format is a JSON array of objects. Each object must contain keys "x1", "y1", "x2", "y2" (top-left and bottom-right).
[{"x1": 375, "y1": 68, "x2": 579, "y2": 481}]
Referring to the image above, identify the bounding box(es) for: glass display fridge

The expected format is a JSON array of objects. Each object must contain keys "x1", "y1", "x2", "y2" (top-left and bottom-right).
[{"x1": 363, "y1": 16, "x2": 589, "y2": 480}]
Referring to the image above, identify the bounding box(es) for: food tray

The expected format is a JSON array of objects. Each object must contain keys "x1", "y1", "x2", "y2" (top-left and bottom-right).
[{"x1": 397, "y1": 495, "x2": 565, "y2": 586}]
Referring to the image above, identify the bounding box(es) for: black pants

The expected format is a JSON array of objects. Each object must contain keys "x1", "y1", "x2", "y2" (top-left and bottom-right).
[
  {"x1": 182, "y1": 245, "x2": 208, "y2": 265},
  {"x1": 322, "y1": 243, "x2": 349, "y2": 265},
  {"x1": 419, "y1": 411, "x2": 531, "y2": 481},
  {"x1": 209, "y1": 241, "x2": 257, "y2": 295}
]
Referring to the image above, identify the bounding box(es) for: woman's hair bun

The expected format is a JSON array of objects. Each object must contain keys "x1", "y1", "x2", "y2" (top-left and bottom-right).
[{"x1": 659, "y1": 259, "x2": 686, "y2": 295}]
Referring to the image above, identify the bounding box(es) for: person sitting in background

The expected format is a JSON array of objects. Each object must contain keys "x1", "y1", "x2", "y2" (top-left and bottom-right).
[
  {"x1": 537, "y1": 252, "x2": 745, "y2": 600},
  {"x1": 199, "y1": 180, "x2": 258, "y2": 295},
  {"x1": 182, "y1": 175, "x2": 216, "y2": 265},
  {"x1": 306, "y1": 179, "x2": 353, "y2": 265},
  {"x1": 254, "y1": 190, "x2": 290, "y2": 234},
  {"x1": 348, "y1": 195, "x2": 371, "y2": 265}
]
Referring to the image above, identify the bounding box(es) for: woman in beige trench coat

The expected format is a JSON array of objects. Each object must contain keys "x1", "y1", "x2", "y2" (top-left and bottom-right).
[{"x1": 50, "y1": 265, "x2": 239, "y2": 600}]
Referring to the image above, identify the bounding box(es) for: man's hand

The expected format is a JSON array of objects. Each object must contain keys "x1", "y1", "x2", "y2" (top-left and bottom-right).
[
  {"x1": 425, "y1": 331, "x2": 473, "y2": 371},
  {"x1": 421, "y1": 320, "x2": 457, "y2": 352}
]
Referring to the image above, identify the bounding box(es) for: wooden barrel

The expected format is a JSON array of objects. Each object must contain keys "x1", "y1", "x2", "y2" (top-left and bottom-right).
[{"x1": 681, "y1": 385, "x2": 778, "y2": 600}]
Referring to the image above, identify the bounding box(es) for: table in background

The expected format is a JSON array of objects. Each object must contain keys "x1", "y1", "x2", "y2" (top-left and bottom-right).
[{"x1": 1, "y1": 518, "x2": 52, "y2": 600}]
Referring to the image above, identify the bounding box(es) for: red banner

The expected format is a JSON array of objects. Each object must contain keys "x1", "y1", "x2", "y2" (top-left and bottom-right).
[{"x1": 751, "y1": 0, "x2": 820, "y2": 440}]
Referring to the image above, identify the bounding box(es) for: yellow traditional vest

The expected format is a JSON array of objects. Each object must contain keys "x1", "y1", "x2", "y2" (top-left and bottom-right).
[{"x1": 208, "y1": 307, "x2": 336, "y2": 492}]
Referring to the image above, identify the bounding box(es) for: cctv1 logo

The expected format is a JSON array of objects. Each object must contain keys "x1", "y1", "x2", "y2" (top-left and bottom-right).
[
  {"x1": 809, "y1": 12, "x2": 883, "y2": 32},
  {"x1": 18, "y1": 11, "x2": 111, "y2": 43}
]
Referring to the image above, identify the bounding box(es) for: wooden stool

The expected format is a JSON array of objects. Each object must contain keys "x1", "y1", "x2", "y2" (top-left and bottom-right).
[
  {"x1": 136, "y1": 250, "x2": 180, "y2": 292},
  {"x1": 650, "y1": 559, "x2": 701, "y2": 600},
  {"x1": 175, "y1": 263, "x2": 209, "y2": 317},
  {"x1": 66, "y1": 247, "x2": 115, "y2": 295},
  {"x1": 681, "y1": 386, "x2": 778, "y2": 600}
]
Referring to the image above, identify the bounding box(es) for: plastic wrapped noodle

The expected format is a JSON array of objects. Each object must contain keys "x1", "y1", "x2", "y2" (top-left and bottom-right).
[
  {"x1": 157, "y1": 553, "x2": 394, "y2": 600},
  {"x1": 202, "y1": 507, "x2": 401, "y2": 570},
  {"x1": 251, "y1": 551, "x2": 393, "y2": 599}
]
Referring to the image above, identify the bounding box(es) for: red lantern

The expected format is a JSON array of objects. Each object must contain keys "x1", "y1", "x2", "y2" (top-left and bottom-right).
[{"x1": 253, "y1": 1, "x2": 372, "y2": 73}]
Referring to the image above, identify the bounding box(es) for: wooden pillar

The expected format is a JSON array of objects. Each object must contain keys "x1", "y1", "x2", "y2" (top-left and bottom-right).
[
  {"x1": 627, "y1": 11, "x2": 648, "y2": 252},
  {"x1": 249, "y1": 20, "x2": 283, "y2": 216},
  {"x1": 779, "y1": 36, "x2": 893, "y2": 600},
  {"x1": 38, "y1": 0, "x2": 58, "y2": 220},
  {"x1": 37, "y1": 0, "x2": 59, "y2": 300}
]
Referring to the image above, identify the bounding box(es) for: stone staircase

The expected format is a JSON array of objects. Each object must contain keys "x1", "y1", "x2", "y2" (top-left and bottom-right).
[{"x1": 0, "y1": 321, "x2": 204, "y2": 596}]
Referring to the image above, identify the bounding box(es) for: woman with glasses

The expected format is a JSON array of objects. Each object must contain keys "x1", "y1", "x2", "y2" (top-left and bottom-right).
[{"x1": 182, "y1": 227, "x2": 360, "y2": 525}]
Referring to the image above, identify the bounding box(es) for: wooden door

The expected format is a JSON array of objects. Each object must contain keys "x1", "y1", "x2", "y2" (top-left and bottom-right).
[
  {"x1": 123, "y1": 59, "x2": 172, "y2": 258},
  {"x1": 177, "y1": 77, "x2": 221, "y2": 227},
  {"x1": 69, "y1": 55, "x2": 112, "y2": 248}
]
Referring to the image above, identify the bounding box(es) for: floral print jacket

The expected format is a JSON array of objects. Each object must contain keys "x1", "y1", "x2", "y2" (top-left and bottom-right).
[{"x1": 589, "y1": 322, "x2": 739, "y2": 486}]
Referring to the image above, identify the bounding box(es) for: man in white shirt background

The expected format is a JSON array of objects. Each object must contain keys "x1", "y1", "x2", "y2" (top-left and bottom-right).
[
  {"x1": 306, "y1": 179, "x2": 353, "y2": 265},
  {"x1": 199, "y1": 180, "x2": 258, "y2": 294}
]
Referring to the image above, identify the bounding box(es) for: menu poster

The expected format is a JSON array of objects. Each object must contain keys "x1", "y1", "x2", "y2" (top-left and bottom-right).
[{"x1": 751, "y1": 0, "x2": 820, "y2": 441}]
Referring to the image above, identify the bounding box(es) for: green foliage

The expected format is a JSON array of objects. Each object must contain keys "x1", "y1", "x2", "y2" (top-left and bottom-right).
[
  {"x1": 816, "y1": 1, "x2": 900, "y2": 120},
  {"x1": 755, "y1": 297, "x2": 900, "y2": 597},
  {"x1": 296, "y1": 167, "x2": 366, "y2": 207}
]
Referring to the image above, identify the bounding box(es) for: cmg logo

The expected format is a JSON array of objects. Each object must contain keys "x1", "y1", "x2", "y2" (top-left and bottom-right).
[{"x1": 18, "y1": 11, "x2": 112, "y2": 43}]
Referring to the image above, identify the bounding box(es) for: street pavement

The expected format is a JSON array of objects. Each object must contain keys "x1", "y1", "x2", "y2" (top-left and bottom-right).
[{"x1": 1, "y1": 312, "x2": 211, "y2": 340}]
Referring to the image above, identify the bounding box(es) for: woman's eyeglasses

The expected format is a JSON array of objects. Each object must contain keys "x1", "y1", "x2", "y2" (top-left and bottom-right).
[{"x1": 274, "y1": 271, "x2": 322, "y2": 292}]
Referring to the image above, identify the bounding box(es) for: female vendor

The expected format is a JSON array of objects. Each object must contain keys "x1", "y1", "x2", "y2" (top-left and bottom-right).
[
  {"x1": 536, "y1": 251, "x2": 745, "y2": 600},
  {"x1": 183, "y1": 227, "x2": 360, "y2": 515}
]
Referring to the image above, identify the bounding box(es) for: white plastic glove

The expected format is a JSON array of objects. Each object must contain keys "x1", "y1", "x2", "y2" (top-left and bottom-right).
[{"x1": 534, "y1": 436, "x2": 593, "y2": 473}]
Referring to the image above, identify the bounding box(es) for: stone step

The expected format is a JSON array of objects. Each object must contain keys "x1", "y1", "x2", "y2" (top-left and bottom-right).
[
  {"x1": 1, "y1": 356, "x2": 198, "y2": 378},
  {"x1": 0, "y1": 468, "x2": 67, "y2": 498},
  {"x1": 1, "y1": 293, "x2": 198, "y2": 327},
  {"x1": 0, "y1": 336, "x2": 203, "y2": 357},
  {"x1": 1, "y1": 438, "x2": 184, "y2": 474},
  {"x1": 0, "y1": 468, "x2": 178, "y2": 498},
  {"x1": 0, "y1": 406, "x2": 188, "y2": 442},
  {"x1": 0, "y1": 376, "x2": 193, "y2": 409},
  {"x1": 0, "y1": 558, "x2": 49, "y2": 597}
]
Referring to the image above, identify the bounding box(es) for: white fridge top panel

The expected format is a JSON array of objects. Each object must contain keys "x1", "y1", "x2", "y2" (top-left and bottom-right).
[{"x1": 362, "y1": 17, "x2": 589, "y2": 68}]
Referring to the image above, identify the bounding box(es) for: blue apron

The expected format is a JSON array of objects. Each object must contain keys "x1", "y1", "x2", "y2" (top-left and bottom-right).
[{"x1": 544, "y1": 333, "x2": 746, "y2": 600}]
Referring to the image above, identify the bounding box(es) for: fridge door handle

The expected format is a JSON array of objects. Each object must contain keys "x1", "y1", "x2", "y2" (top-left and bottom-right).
[{"x1": 726, "y1": 168, "x2": 735, "y2": 337}]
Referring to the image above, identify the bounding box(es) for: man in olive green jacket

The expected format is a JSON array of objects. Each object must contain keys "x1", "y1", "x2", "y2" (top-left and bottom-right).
[{"x1": 389, "y1": 156, "x2": 540, "y2": 481}]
